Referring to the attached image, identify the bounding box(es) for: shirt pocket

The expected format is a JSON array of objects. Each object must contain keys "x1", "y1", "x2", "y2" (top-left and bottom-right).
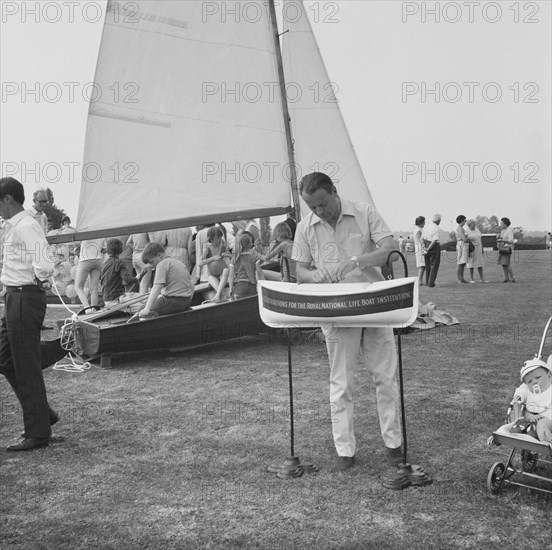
[{"x1": 345, "y1": 233, "x2": 366, "y2": 257}]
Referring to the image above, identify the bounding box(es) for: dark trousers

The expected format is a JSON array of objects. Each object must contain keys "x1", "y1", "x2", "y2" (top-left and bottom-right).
[
  {"x1": 425, "y1": 243, "x2": 441, "y2": 286},
  {"x1": 0, "y1": 287, "x2": 51, "y2": 438}
]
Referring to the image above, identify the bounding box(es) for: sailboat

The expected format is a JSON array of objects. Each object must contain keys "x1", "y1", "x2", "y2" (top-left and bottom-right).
[{"x1": 49, "y1": 0, "x2": 415, "y2": 363}]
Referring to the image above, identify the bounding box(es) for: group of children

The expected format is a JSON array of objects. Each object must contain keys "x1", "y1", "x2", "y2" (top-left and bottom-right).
[{"x1": 99, "y1": 220, "x2": 297, "y2": 318}]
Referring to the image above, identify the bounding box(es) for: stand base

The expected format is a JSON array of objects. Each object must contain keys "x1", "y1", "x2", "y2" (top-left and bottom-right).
[
  {"x1": 267, "y1": 456, "x2": 319, "y2": 478},
  {"x1": 382, "y1": 462, "x2": 432, "y2": 490}
]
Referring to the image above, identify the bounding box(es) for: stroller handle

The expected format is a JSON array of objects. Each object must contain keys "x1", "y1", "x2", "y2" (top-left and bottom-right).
[{"x1": 537, "y1": 315, "x2": 552, "y2": 359}]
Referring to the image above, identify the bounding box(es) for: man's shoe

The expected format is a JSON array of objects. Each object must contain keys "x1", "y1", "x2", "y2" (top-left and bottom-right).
[
  {"x1": 329, "y1": 456, "x2": 355, "y2": 473},
  {"x1": 382, "y1": 463, "x2": 432, "y2": 490},
  {"x1": 40, "y1": 324, "x2": 54, "y2": 330},
  {"x1": 21, "y1": 408, "x2": 59, "y2": 437},
  {"x1": 7, "y1": 437, "x2": 49, "y2": 452}
]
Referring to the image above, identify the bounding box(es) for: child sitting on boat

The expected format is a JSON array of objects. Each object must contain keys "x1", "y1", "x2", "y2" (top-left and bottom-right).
[
  {"x1": 197, "y1": 226, "x2": 232, "y2": 302},
  {"x1": 262, "y1": 221, "x2": 297, "y2": 283},
  {"x1": 492, "y1": 357, "x2": 552, "y2": 444},
  {"x1": 138, "y1": 242, "x2": 194, "y2": 318},
  {"x1": 100, "y1": 238, "x2": 138, "y2": 305},
  {"x1": 228, "y1": 232, "x2": 265, "y2": 299}
]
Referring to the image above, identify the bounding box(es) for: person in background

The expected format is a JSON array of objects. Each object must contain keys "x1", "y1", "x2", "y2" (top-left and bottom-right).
[
  {"x1": 138, "y1": 242, "x2": 194, "y2": 318},
  {"x1": 100, "y1": 238, "x2": 138, "y2": 304},
  {"x1": 194, "y1": 224, "x2": 215, "y2": 283},
  {"x1": 497, "y1": 216, "x2": 516, "y2": 283},
  {"x1": 197, "y1": 226, "x2": 232, "y2": 302},
  {"x1": 422, "y1": 213, "x2": 441, "y2": 287},
  {"x1": 74, "y1": 238, "x2": 105, "y2": 310},
  {"x1": 165, "y1": 227, "x2": 193, "y2": 269},
  {"x1": 126, "y1": 233, "x2": 150, "y2": 291},
  {"x1": 413, "y1": 216, "x2": 426, "y2": 286},
  {"x1": 455, "y1": 215, "x2": 469, "y2": 284},
  {"x1": 397, "y1": 235, "x2": 405, "y2": 255},
  {"x1": 283, "y1": 209, "x2": 297, "y2": 240},
  {"x1": 292, "y1": 172, "x2": 430, "y2": 489},
  {"x1": 228, "y1": 232, "x2": 264, "y2": 299},
  {"x1": 263, "y1": 221, "x2": 296, "y2": 282},
  {"x1": 465, "y1": 219, "x2": 488, "y2": 283},
  {"x1": 28, "y1": 189, "x2": 49, "y2": 235},
  {"x1": 0, "y1": 177, "x2": 57, "y2": 451}
]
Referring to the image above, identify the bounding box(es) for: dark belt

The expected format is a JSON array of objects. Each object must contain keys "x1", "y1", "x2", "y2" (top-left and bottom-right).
[{"x1": 5, "y1": 285, "x2": 42, "y2": 293}]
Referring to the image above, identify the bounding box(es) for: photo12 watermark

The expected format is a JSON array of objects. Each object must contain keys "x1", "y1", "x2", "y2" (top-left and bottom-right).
[
  {"x1": 201, "y1": 80, "x2": 339, "y2": 105},
  {"x1": 401, "y1": 162, "x2": 539, "y2": 184},
  {"x1": 200, "y1": 161, "x2": 340, "y2": 184},
  {"x1": 201, "y1": 1, "x2": 340, "y2": 24},
  {"x1": 1, "y1": 81, "x2": 140, "y2": 105},
  {"x1": 401, "y1": 2, "x2": 541, "y2": 24},
  {"x1": 1, "y1": 1, "x2": 141, "y2": 24},
  {"x1": 402, "y1": 82, "x2": 540, "y2": 104},
  {"x1": 1, "y1": 161, "x2": 140, "y2": 185}
]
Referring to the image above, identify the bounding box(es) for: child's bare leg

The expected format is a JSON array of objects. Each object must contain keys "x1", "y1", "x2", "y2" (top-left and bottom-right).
[
  {"x1": 213, "y1": 269, "x2": 229, "y2": 302},
  {"x1": 255, "y1": 260, "x2": 265, "y2": 280},
  {"x1": 261, "y1": 269, "x2": 280, "y2": 281},
  {"x1": 207, "y1": 274, "x2": 220, "y2": 292}
]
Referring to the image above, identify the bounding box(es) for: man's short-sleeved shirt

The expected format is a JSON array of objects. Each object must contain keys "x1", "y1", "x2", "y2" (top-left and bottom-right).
[
  {"x1": 422, "y1": 222, "x2": 440, "y2": 243},
  {"x1": 292, "y1": 197, "x2": 392, "y2": 283},
  {"x1": 154, "y1": 257, "x2": 193, "y2": 297}
]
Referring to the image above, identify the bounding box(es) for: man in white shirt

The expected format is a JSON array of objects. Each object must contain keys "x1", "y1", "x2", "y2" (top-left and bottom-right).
[
  {"x1": 293, "y1": 172, "x2": 431, "y2": 489},
  {"x1": 0, "y1": 178, "x2": 56, "y2": 451},
  {"x1": 421, "y1": 213, "x2": 441, "y2": 287},
  {"x1": 29, "y1": 189, "x2": 49, "y2": 235}
]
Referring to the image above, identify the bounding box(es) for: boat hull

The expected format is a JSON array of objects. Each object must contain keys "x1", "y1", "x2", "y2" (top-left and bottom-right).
[{"x1": 68, "y1": 295, "x2": 266, "y2": 358}]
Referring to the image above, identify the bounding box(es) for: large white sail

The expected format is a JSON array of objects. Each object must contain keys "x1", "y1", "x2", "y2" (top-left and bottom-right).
[
  {"x1": 282, "y1": 0, "x2": 374, "y2": 211},
  {"x1": 74, "y1": 0, "x2": 292, "y2": 238}
]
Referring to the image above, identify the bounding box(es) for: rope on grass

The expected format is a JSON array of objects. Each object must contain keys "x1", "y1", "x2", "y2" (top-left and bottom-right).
[{"x1": 52, "y1": 352, "x2": 92, "y2": 373}]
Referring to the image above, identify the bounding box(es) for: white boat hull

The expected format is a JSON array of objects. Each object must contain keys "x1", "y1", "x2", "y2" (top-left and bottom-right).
[{"x1": 258, "y1": 278, "x2": 419, "y2": 328}]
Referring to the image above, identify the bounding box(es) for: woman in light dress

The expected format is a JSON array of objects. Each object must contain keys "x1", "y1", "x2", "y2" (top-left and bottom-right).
[
  {"x1": 465, "y1": 219, "x2": 488, "y2": 283},
  {"x1": 497, "y1": 216, "x2": 516, "y2": 283},
  {"x1": 455, "y1": 215, "x2": 470, "y2": 284},
  {"x1": 413, "y1": 216, "x2": 426, "y2": 285}
]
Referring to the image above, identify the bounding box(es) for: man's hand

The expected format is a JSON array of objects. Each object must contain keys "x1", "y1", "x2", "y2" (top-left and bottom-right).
[
  {"x1": 312, "y1": 260, "x2": 356, "y2": 283},
  {"x1": 138, "y1": 308, "x2": 150, "y2": 318}
]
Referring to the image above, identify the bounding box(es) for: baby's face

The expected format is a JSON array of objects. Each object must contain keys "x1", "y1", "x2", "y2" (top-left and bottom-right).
[{"x1": 523, "y1": 367, "x2": 552, "y2": 392}]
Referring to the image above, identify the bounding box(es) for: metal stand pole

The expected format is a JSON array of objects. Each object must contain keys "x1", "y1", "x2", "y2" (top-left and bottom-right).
[{"x1": 267, "y1": 329, "x2": 318, "y2": 478}]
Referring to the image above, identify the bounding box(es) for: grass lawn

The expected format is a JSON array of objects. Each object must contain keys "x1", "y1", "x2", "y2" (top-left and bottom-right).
[{"x1": 1, "y1": 249, "x2": 551, "y2": 549}]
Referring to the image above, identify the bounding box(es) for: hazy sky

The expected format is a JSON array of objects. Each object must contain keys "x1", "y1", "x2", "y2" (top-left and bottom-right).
[{"x1": 1, "y1": 0, "x2": 550, "y2": 232}]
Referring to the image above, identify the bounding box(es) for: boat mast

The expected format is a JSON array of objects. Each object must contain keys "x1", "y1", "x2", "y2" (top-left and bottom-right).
[{"x1": 268, "y1": 0, "x2": 301, "y2": 222}]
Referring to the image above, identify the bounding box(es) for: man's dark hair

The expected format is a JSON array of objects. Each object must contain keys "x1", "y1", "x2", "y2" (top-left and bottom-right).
[
  {"x1": 0, "y1": 177, "x2": 25, "y2": 204},
  {"x1": 456, "y1": 215, "x2": 466, "y2": 224},
  {"x1": 501, "y1": 217, "x2": 511, "y2": 227},
  {"x1": 106, "y1": 238, "x2": 123, "y2": 257},
  {"x1": 299, "y1": 172, "x2": 335, "y2": 196},
  {"x1": 415, "y1": 215, "x2": 425, "y2": 226}
]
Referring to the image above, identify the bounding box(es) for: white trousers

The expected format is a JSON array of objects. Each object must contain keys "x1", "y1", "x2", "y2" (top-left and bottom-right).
[{"x1": 322, "y1": 326, "x2": 402, "y2": 456}]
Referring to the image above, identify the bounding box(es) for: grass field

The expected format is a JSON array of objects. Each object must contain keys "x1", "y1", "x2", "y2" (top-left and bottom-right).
[{"x1": 1, "y1": 249, "x2": 551, "y2": 549}]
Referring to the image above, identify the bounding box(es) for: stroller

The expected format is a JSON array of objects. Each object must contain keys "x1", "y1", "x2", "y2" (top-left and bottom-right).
[{"x1": 487, "y1": 316, "x2": 552, "y2": 496}]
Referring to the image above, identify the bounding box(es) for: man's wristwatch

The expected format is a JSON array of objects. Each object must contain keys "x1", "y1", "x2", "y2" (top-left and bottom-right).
[{"x1": 350, "y1": 256, "x2": 360, "y2": 269}]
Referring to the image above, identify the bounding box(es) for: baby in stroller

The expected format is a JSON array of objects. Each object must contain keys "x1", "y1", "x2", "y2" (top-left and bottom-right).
[{"x1": 505, "y1": 357, "x2": 552, "y2": 443}]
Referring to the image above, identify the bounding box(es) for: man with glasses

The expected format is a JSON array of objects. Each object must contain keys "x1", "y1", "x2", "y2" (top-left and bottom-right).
[{"x1": 29, "y1": 189, "x2": 49, "y2": 235}]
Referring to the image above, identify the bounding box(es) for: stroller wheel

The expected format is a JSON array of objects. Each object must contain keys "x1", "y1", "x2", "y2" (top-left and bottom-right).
[
  {"x1": 521, "y1": 450, "x2": 538, "y2": 472},
  {"x1": 487, "y1": 462, "x2": 505, "y2": 494}
]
